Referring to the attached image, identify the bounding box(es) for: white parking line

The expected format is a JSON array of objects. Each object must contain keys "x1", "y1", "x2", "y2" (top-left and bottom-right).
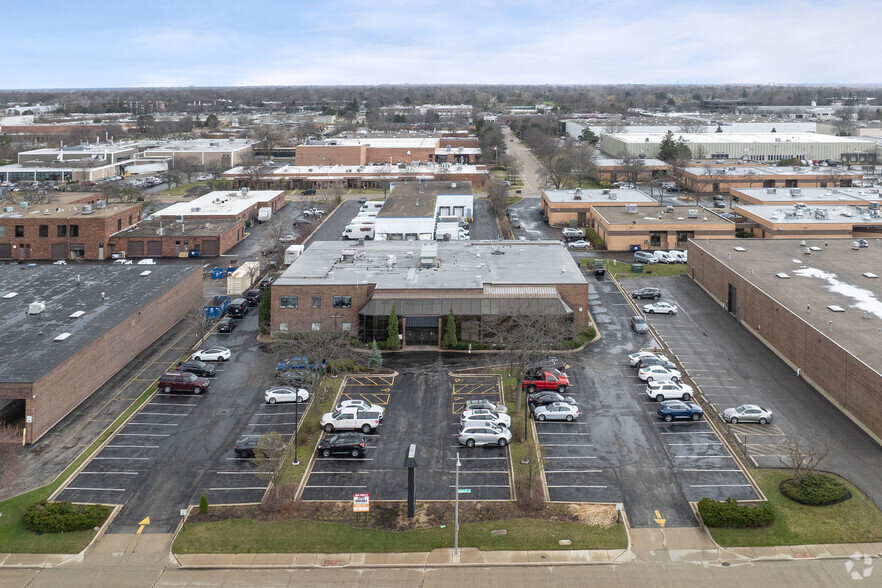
[
  {"x1": 545, "y1": 469, "x2": 603, "y2": 473},
  {"x1": 127, "y1": 422, "x2": 178, "y2": 426},
  {"x1": 690, "y1": 484, "x2": 752, "y2": 488},
  {"x1": 447, "y1": 484, "x2": 508, "y2": 488},
  {"x1": 137, "y1": 412, "x2": 188, "y2": 416},
  {"x1": 80, "y1": 471, "x2": 139, "y2": 475},
  {"x1": 537, "y1": 431, "x2": 591, "y2": 435},
  {"x1": 547, "y1": 485, "x2": 608, "y2": 488},
  {"x1": 117, "y1": 433, "x2": 169, "y2": 437},
  {"x1": 209, "y1": 487, "x2": 268, "y2": 491},
  {"x1": 106, "y1": 444, "x2": 159, "y2": 448},
  {"x1": 93, "y1": 456, "x2": 150, "y2": 460},
  {"x1": 315, "y1": 458, "x2": 375, "y2": 461},
  {"x1": 661, "y1": 431, "x2": 714, "y2": 435},
  {"x1": 542, "y1": 444, "x2": 594, "y2": 447},
  {"x1": 448, "y1": 470, "x2": 508, "y2": 475},
  {"x1": 697, "y1": 385, "x2": 741, "y2": 389},
  {"x1": 155, "y1": 393, "x2": 205, "y2": 397},
  {"x1": 65, "y1": 487, "x2": 126, "y2": 492},
  {"x1": 667, "y1": 442, "x2": 723, "y2": 446},
  {"x1": 254, "y1": 412, "x2": 302, "y2": 416},
  {"x1": 682, "y1": 469, "x2": 744, "y2": 472},
  {"x1": 674, "y1": 455, "x2": 735, "y2": 459},
  {"x1": 217, "y1": 471, "x2": 272, "y2": 475},
  {"x1": 544, "y1": 456, "x2": 598, "y2": 459},
  {"x1": 450, "y1": 456, "x2": 507, "y2": 460},
  {"x1": 306, "y1": 485, "x2": 367, "y2": 488},
  {"x1": 701, "y1": 393, "x2": 753, "y2": 396},
  {"x1": 251, "y1": 422, "x2": 300, "y2": 426},
  {"x1": 149, "y1": 402, "x2": 197, "y2": 406}
]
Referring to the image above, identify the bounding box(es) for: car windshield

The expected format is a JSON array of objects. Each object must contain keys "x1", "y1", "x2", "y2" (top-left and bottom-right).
[{"x1": 186, "y1": 373, "x2": 198, "y2": 382}]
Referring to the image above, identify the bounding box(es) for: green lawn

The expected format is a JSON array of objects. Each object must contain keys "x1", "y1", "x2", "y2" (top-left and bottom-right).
[
  {"x1": 0, "y1": 384, "x2": 157, "y2": 553},
  {"x1": 157, "y1": 180, "x2": 210, "y2": 197},
  {"x1": 708, "y1": 469, "x2": 882, "y2": 547},
  {"x1": 173, "y1": 517, "x2": 626, "y2": 554}
]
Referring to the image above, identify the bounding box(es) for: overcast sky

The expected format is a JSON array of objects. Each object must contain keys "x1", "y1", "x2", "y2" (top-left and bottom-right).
[{"x1": 6, "y1": 0, "x2": 881, "y2": 89}]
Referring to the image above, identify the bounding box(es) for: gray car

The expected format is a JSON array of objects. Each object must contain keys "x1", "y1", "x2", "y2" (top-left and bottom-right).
[
  {"x1": 722, "y1": 404, "x2": 773, "y2": 425},
  {"x1": 458, "y1": 423, "x2": 512, "y2": 447},
  {"x1": 533, "y1": 402, "x2": 579, "y2": 422},
  {"x1": 630, "y1": 315, "x2": 648, "y2": 333}
]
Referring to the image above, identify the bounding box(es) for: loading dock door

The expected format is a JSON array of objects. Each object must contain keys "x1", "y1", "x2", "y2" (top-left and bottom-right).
[
  {"x1": 201, "y1": 239, "x2": 219, "y2": 256},
  {"x1": 146, "y1": 240, "x2": 162, "y2": 256},
  {"x1": 728, "y1": 284, "x2": 738, "y2": 318}
]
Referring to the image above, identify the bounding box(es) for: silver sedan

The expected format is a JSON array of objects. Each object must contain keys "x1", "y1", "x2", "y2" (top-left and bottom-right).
[
  {"x1": 533, "y1": 402, "x2": 579, "y2": 422},
  {"x1": 723, "y1": 404, "x2": 773, "y2": 424}
]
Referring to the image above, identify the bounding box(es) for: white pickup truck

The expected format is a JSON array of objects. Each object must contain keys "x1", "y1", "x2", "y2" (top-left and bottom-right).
[{"x1": 320, "y1": 408, "x2": 382, "y2": 433}]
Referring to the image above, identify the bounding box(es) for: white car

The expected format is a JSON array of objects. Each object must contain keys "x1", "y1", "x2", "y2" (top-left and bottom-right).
[
  {"x1": 113, "y1": 259, "x2": 132, "y2": 265},
  {"x1": 464, "y1": 399, "x2": 508, "y2": 413},
  {"x1": 644, "y1": 301, "x2": 678, "y2": 315},
  {"x1": 335, "y1": 399, "x2": 385, "y2": 420},
  {"x1": 197, "y1": 174, "x2": 213, "y2": 181},
  {"x1": 722, "y1": 404, "x2": 773, "y2": 425},
  {"x1": 533, "y1": 402, "x2": 579, "y2": 422},
  {"x1": 190, "y1": 347, "x2": 231, "y2": 362},
  {"x1": 264, "y1": 387, "x2": 310, "y2": 404},
  {"x1": 668, "y1": 250, "x2": 686, "y2": 263},
  {"x1": 461, "y1": 409, "x2": 511, "y2": 428},
  {"x1": 638, "y1": 365, "x2": 682, "y2": 382},
  {"x1": 137, "y1": 258, "x2": 156, "y2": 265},
  {"x1": 53, "y1": 260, "x2": 67, "y2": 265},
  {"x1": 567, "y1": 240, "x2": 590, "y2": 249},
  {"x1": 646, "y1": 381, "x2": 694, "y2": 401},
  {"x1": 628, "y1": 351, "x2": 662, "y2": 367}
]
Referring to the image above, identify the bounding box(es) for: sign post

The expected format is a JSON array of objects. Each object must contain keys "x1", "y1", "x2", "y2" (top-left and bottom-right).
[
  {"x1": 403, "y1": 444, "x2": 419, "y2": 519},
  {"x1": 353, "y1": 493, "x2": 370, "y2": 513}
]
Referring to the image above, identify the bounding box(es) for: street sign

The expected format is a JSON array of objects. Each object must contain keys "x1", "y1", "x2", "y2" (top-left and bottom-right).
[
  {"x1": 353, "y1": 493, "x2": 370, "y2": 512},
  {"x1": 457, "y1": 489, "x2": 471, "y2": 494}
]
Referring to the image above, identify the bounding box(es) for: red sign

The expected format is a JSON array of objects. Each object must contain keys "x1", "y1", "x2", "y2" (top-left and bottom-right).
[{"x1": 353, "y1": 493, "x2": 370, "y2": 512}]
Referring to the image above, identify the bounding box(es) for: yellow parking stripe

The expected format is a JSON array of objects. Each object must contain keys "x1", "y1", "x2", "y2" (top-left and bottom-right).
[
  {"x1": 348, "y1": 375, "x2": 395, "y2": 386},
  {"x1": 341, "y1": 392, "x2": 391, "y2": 406}
]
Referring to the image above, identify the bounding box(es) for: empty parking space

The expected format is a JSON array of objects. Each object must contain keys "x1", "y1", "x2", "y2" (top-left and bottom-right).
[{"x1": 538, "y1": 420, "x2": 621, "y2": 503}]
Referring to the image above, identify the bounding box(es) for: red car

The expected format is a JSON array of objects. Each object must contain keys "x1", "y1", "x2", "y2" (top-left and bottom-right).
[{"x1": 521, "y1": 370, "x2": 569, "y2": 393}]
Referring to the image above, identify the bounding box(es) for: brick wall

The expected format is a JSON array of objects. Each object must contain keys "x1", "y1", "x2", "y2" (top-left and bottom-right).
[
  {"x1": 295, "y1": 145, "x2": 366, "y2": 166},
  {"x1": 24, "y1": 267, "x2": 202, "y2": 443},
  {"x1": 271, "y1": 284, "x2": 375, "y2": 334}
]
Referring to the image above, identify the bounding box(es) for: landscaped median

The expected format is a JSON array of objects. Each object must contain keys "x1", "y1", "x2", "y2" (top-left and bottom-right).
[{"x1": 579, "y1": 257, "x2": 688, "y2": 279}]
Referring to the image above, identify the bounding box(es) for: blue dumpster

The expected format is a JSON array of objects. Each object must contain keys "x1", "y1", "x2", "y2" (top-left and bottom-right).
[{"x1": 211, "y1": 268, "x2": 224, "y2": 279}]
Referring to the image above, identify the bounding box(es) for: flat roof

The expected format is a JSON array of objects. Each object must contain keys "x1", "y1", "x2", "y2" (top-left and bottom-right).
[
  {"x1": 378, "y1": 181, "x2": 473, "y2": 218},
  {"x1": 113, "y1": 217, "x2": 240, "y2": 238},
  {"x1": 156, "y1": 190, "x2": 283, "y2": 218},
  {"x1": 685, "y1": 165, "x2": 863, "y2": 177},
  {"x1": 225, "y1": 163, "x2": 486, "y2": 177},
  {"x1": 18, "y1": 143, "x2": 138, "y2": 156},
  {"x1": 733, "y1": 187, "x2": 880, "y2": 204},
  {"x1": 276, "y1": 240, "x2": 586, "y2": 290},
  {"x1": 302, "y1": 137, "x2": 441, "y2": 149},
  {"x1": 0, "y1": 201, "x2": 139, "y2": 220},
  {"x1": 734, "y1": 203, "x2": 882, "y2": 224},
  {"x1": 542, "y1": 188, "x2": 657, "y2": 205},
  {"x1": 0, "y1": 264, "x2": 200, "y2": 383},
  {"x1": 594, "y1": 205, "x2": 735, "y2": 226},
  {"x1": 140, "y1": 138, "x2": 253, "y2": 153},
  {"x1": 607, "y1": 133, "x2": 875, "y2": 146},
  {"x1": 593, "y1": 156, "x2": 667, "y2": 167},
  {"x1": 0, "y1": 161, "x2": 119, "y2": 173},
  {"x1": 689, "y1": 238, "x2": 882, "y2": 369}
]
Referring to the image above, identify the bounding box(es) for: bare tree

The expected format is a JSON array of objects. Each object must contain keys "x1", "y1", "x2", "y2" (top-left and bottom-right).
[
  {"x1": 238, "y1": 151, "x2": 269, "y2": 188},
  {"x1": 620, "y1": 153, "x2": 645, "y2": 187},
  {"x1": 272, "y1": 329, "x2": 355, "y2": 391},
  {"x1": 677, "y1": 122, "x2": 706, "y2": 134},
  {"x1": 254, "y1": 431, "x2": 289, "y2": 502},
  {"x1": 321, "y1": 180, "x2": 346, "y2": 212},
  {"x1": 252, "y1": 124, "x2": 286, "y2": 159},
  {"x1": 539, "y1": 155, "x2": 573, "y2": 189},
  {"x1": 186, "y1": 301, "x2": 213, "y2": 347},
  {"x1": 175, "y1": 159, "x2": 200, "y2": 184},
  {"x1": 487, "y1": 178, "x2": 509, "y2": 223},
  {"x1": 0, "y1": 423, "x2": 25, "y2": 501},
  {"x1": 568, "y1": 140, "x2": 596, "y2": 188},
  {"x1": 833, "y1": 108, "x2": 855, "y2": 136},
  {"x1": 259, "y1": 216, "x2": 291, "y2": 269},
  {"x1": 779, "y1": 438, "x2": 829, "y2": 485},
  {"x1": 501, "y1": 154, "x2": 521, "y2": 183},
  {"x1": 602, "y1": 120, "x2": 626, "y2": 134}
]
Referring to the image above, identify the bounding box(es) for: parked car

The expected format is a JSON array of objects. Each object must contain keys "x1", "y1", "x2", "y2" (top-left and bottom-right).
[
  {"x1": 657, "y1": 400, "x2": 703, "y2": 422},
  {"x1": 336, "y1": 399, "x2": 385, "y2": 420},
  {"x1": 633, "y1": 251, "x2": 659, "y2": 265},
  {"x1": 175, "y1": 360, "x2": 216, "y2": 378},
  {"x1": 320, "y1": 410, "x2": 381, "y2": 433},
  {"x1": 158, "y1": 371, "x2": 210, "y2": 394},
  {"x1": 667, "y1": 250, "x2": 686, "y2": 263},
  {"x1": 264, "y1": 387, "x2": 310, "y2": 404},
  {"x1": 628, "y1": 350, "x2": 662, "y2": 367},
  {"x1": 632, "y1": 287, "x2": 662, "y2": 300},
  {"x1": 277, "y1": 355, "x2": 327, "y2": 372},
  {"x1": 562, "y1": 228, "x2": 585, "y2": 239},
  {"x1": 190, "y1": 347, "x2": 231, "y2": 362},
  {"x1": 644, "y1": 301, "x2": 678, "y2": 315},
  {"x1": 301, "y1": 188, "x2": 316, "y2": 195},
  {"x1": 533, "y1": 401, "x2": 579, "y2": 422},
  {"x1": 528, "y1": 391, "x2": 576, "y2": 411},
  {"x1": 461, "y1": 409, "x2": 511, "y2": 428},
  {"x1": 593, "y1": 259, "x2": 605, "y2": 276},
  {"x1": 464, "y1": 399, "x2": 508, "y2": 414},
  {"x1": 653, "y1": 251, "x2": 676, "y2": 264},
  {"x1": 646, "y1": 381, "x2": 694, "y2": 401},
  {"x1": 458, "y1": 422, "x2": 512, "y2": 447},
  {"x1": 637, "y1": 355, "x2": 676, "y2": 370},
  {"x1": 243, "y1": 289, "x2": 263, "y2": 306},
  {"x1": 722, "y1": 404, "x2": 773, "y2": 425},
  {"x1": 713, "y1": 201, "x2": 725, "y2": 208},
  {"x1": 567, "y1": 239, "x2": 589, "y2": 249},
  {"x1": 509, "y1": 214, "x2": 521, "y2": 228},
  {"x1": 259, "y1": 277, "x2": 274, "y2": 289},
  {"x1": 234, "y1": 437, "x2": 258, "y2": 458},
  {"x1": 521, "y1": 370, "x2": 569, "y2": 393},
  {"x1": 638, "y1": 365, "x2": 682, "y2": 382},
  {"x1": 217, "y1": 317, "x2": 237, "y2": 333},
  {"x1": 630, "y1": 315, "x2": 648, "y2": 333},
  {"x1": 317, "y1": 432, "x2": 366, "y2": 457},
  {"x1": 277, "y1": 369, "x2": 310, "y2": 386}
]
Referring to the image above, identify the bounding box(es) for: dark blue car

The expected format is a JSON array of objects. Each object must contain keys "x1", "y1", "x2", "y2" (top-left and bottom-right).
[
  {"x1": 657, "y1": 400, "x2": 703, "y2": 422},
  {"x1": 276, "y1": 355, "x2": 328, "y2": 372}
]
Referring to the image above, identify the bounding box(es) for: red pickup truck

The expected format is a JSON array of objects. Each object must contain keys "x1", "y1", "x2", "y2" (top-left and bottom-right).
[{"x1": 521, "y1": 370, "x2": 569, "y2": 393}]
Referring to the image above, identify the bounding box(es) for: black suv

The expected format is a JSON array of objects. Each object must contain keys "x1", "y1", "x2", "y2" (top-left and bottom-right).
[
  {"x1": 175, "y1": 360, "x2": 216, "y2": 378},
  {"x1": 234, "y1": 437, "x2": 257, "y2": 458},
  {"x1": 317, "y1": 432, "x2": 366, "y2": 457},
  {"x1": 244, "y1": 289, "x2": 263, "y2": 306},
  {"x1": 593, "y1": 259, "x2": 605, "y2": 276},
  {"x1": 528, "y1": 391, "x2": 576, "y2": 412},
  {"x1": 632, "y1": 287, "x2": 662, "y2": 300},
  {"x1": 258, "y1": 277, "x2": 274, "y2": 290},
  {"x1": 218, "y1": 317, "x2": 236, "y2": 333},
  {"x1": 301, "y1": 188, "x2": 316, "y2": 195}
]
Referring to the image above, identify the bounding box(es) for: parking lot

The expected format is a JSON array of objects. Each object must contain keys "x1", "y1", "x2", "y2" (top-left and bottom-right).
[
  {"x1": 57, "y1": 309, "x2": 300, "y2": 533},
  {"x1": 301, "y1": 368, "x2": 511, "y2": 502},
  {"x1": 634, "y1": 275, "x2": 882, "y2": 509}
]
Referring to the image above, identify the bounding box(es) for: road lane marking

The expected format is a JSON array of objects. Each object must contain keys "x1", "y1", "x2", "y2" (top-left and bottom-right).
[
  {"x1": 209, "y1": 487, "x2": 268, "y2": 491},
  {"x1": 127, "y1": 422, "x2": 178, "y2": 426},
  {"x1": 690, "y1": 484, "x2": 752, "y2": 488},
  {"x1": 93, "y1": 456, "x2": 150, "y2": 460},
  {"x1": 667, "y1": 442, "x2": 724, "y2": 446},
  {"x1": 544, "y1": 456, "x2": 598, "y2": 459},
  {"x1": 80, "y1": 471, "x2": 139, "y2": 475},
  {"x1": 541, "y1": 444, "x2": 594, "y2": 447},
  {"x1": 137, "y1": 412, "x2": 188, "y2": 416},
  {"x1": 65, "y1": 487, "x2": 126, "y2": 492},
  {"x1": 116, "y1": 433, "x2": 169, "y2": 437}
]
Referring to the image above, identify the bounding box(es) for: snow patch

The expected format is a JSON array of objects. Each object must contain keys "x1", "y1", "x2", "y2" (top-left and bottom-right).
[{"x1": 792, "y1": 266, "x2": 882, "y2": 319}]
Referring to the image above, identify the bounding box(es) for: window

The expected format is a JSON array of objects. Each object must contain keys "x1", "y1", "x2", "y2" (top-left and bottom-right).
[
  {"x1": 70, "y1": 225, "x2": 79, "y2": 237},
  {"x1": 312, "y1": 296, "x2": 321, "y2": 308},
  {"x1": 333, "y1": 295, "x2": 352, "y2": 309},
  {"x1": 341, "y1": 322, "x2": 351, "y2": 332},
  {"x1": 279, "y1": 296, "x2": 298, "y2": 309},
  {"x1": 279, "y1": 323, "x2": 289, "y2": 331},
  {"x1": 0, "y1": 226, "x2": 5, "y2": 237},
  {"x1": 39, "y1": 225, "x2": 48, "y2": 238},
  {"x1": 118, "y1": 219, "x2": 122, "y2": 231},
  {"x1": 57, "y1": 225, "x2": 67, "y2": 237},
  {"x1": 311, "y1": 322, "x2": 321, "y2": 331}
]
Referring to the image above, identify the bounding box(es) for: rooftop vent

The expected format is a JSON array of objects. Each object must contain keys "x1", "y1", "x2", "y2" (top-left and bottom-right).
[
  {"x1": 69, "y1": 310, "x2": 85, "y2": 318},
  {"x1": 28, "y1": 301, "x2": 46, "y2": 315},
  {"x1": 733, "y1": 246, "x2": 747, "y2": 252},
  {"x1": 863, "y1": 272, "x2": 878, "y2": 278},
  {"x1": 53, "y1": 332, "x2": 72, "y2": 342},
  {"x1": 776, "y1": 273, "x2": 790, "y2": 279},
  {"x1": 827, "y1": 305, "x2": 845, "y2": 312}
]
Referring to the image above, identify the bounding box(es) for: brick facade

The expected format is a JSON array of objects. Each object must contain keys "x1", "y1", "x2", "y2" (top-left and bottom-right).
[{"x1": 109, "y1": 219, "x2": 245, "y2": 258}]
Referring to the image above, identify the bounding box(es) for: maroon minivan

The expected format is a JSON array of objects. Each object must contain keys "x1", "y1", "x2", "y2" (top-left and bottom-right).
[{"x1": 158, "y1": 371, "x2": 210, "y2": 394}]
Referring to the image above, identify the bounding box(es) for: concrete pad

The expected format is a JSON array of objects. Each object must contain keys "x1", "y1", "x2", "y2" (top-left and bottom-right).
[
  {"x1": 610, "y1": 549, "x2": 637, "y2": 562},
  {"x1": 549, "y1": 550, "x2": 571, "y2": 563},
  {"x1": 383, "y1": 552, "x2": 407, "y2": 565},
  {"x1": 404, "y1": 552, "x2": 429, "y2": 565},
  {"x1": 727, "y1": 547, "x2": 757, "y2": 559},
  {"x1": 481, "y1": 551, "x2": 511, "y2": 564},
  {"x1": 272, "y1": 554, "x2": 297, "y2": 566},
  {"x1": 294, "y1": 553, "x2": 318, "y2": 566},
  {"x1": 362, "y1": 553, "x2": 385, "y2": 566},
  {"x1": 1, "y1": 554, "x2": 60, "y2": 567},
  {"x1": 231, "y1": 553, "x2": 257, "y2": 566},
  {"x1": 823, "y1": 544, "x2": 849, "y2": 556},
  {"x1": 426, "y1": 549, "x2": 452, "y2": 565},
  {"x1": 189, "y1": 554, "x2": 217, "y2": 566},
  {"x1": 508, "y1": 551, "x2": 535, "y2": 563},
  {"x1": 804, "y1": 545, "x2": 830, "y2": 558},
  {"x1": 251, "y1": 553, "x2": 277, "y2": 566},
  {"x1": 790, "y1": 545, "x2": 811, "y2": 558},
  {"x1": 661, "y1": 527, "x2": 719, "y2": 551},
  {"x1": 211, "y1": 554, "x2": 235, "y2": 566},
  {"x1": 669, "y1": 549, "x2": 720, "y2": 563},
  {"x1": 348, "y1": 553, "x2": 366, "y2": 566},
  {"x1": 528, "y1": 550, "x2": 552, "y2": 562},
  {"x1": 752, "y1": 546, "x2": 779, "y2": 559},
  {"x1": 90, "y1": 534, "x2": 131, "y2": 554},
  {"x1": 133, "y1": 534, "x2": 174, "y2": 553},
  {"x1": 569, "y1": 550, "x2": 595, "y2": 563},
  {"x1": 872, "y1": 543, "x2": 882, "y2": 555},
  {"x1": 774, "y1": 546, "x2": 795, "y2": 558},
  {"x1": 0, "y1": 554, "x2": 10, "y2": 565},
  {"x1": 856, "y1": 543, "x2": 878, "y2": 555}
]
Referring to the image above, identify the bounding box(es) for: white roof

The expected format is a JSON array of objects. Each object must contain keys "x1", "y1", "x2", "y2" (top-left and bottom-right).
[
  {"x1": 735, "y1": 204, "x2": 882, "y2": 224},
  {"x1": 609, "y1": 133, "x2": 874, "y2": 146},
  {"x1": 542, "y1": 188, "x2": 657, "y2": 204},
  {"x1": 156, "y1": 190, "x2": 282, "y2": 218},
  {"x1": 140, "y1": 138, "x2": 253, "y2": 153},
  {"x1": 303, "y1": 137, "x2": 440, "y2": 149}
]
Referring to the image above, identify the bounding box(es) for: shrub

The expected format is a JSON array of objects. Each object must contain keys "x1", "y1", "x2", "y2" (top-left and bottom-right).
[
  {"x1": 368, "y1": 340, "x2": 383, "y2": 369},
  {"x1": 585, "y1": 228, "x2": 606, "y2": 250},
  {"x1": 697, "y1": 497, "x2": 775, "y2": 528},
  {"x1": 441, "y1": 310, "x2": 458, "y2": 349},
  {"x1": 385, "y1": 305, "x2": 400, "y2": 350},
  {"x1": 200, "y1": 494, "x2": 209, "y2": 514},
  {"x1": 780, "y1": 473, "x2": 850, "y2": 505},
  {"x1": 23, "y1": 500, "x2": 110, "y2": 534},
  {"x1": 257, "y1": 285, "x2": 271, "y2": 335}
]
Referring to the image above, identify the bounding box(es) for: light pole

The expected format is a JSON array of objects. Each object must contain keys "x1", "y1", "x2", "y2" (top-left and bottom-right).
[
  {"x1": 292, "y1": 394, "x2": 301, "y2": 466},
  {"x1": 454, "y1": 452, "x2": 461, "y2": 555}
]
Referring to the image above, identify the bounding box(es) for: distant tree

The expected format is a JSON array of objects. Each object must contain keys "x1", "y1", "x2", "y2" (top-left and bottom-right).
[
  {"x1": 716, "y1": 125, "x2": 723, "y2": 133},
  {"x1": 677, "y1": 122, "x2": 705, "y2": 134},
  {"x1": 254, "y1": 432, "x2": 288, "y2": 501},
  {"x1": 369, "y1": 340, "x2": 383, "y2": 368},
  {"x1": 658, "y1": 130, "x2": 691, "y2": 163},
  {"x1": 238, "y1": 152, "x2": 269, "y2": 188},
  {"x1": 442, "y1": 310, "x2": 458, "y2": 349},
  {"x1": 620, "y1": 153, "x2": 644, "y2": 186},
  {"x1": 204, "y1": 114, "x2": 220, "y2": 130},
  {"x1": 501, "y1": 154, "x2": 521, "y2": 183},
  {"x1": 568, "y1": 140, "x2": 596, "y2": 187},
  {"x1": 392, "y1": 114, "x2": 406, "y2": 123},
  {"x1": 386, "y1": 305, "x2": 400, "y2": 350},
  {"x1": 603, "y1": 120, "x2": 626, "y2": 134},
  {"x1": 175, "y1": 159, "x2": 200, "y2": 184},
  {"x1": 771, "y1": 127, "x2": 777, "y2": 133},
  {"x1": 579, "y1": 127, "x2": 599, "y2": 144},
  {"x1": 252, "y1": 124, "x2": 286, "y2": 159}
]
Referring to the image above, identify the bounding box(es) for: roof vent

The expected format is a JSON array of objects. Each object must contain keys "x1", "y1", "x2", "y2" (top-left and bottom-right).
[
  {"x1": 827, "y1": 305, "x2": 845, "y2": 312},
  {"x1": 28, "y1": 301, "x2": 46, "y2": 315},
  {"x1": 733, "y1": 246, "x2": 746, "y2": 252},
  {"x1": 776, "y1": 273, "x2": 790, "y2": 279},
  {"x1": 54, "y1": 332, "x2": 72, "y2": 342},
  {"x1": 69, "y1": 310, "x2": 85, "y2": 318}
]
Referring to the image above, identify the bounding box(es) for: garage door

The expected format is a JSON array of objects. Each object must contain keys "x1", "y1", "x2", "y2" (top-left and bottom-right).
[
  {"x1": 201, "y1": 239, "x2": 219, "y2": 256},
  {"x1": 51, "y1": 243, "x2": 66, "y2": 259},
  {"x1": 146, "y1": 240, "x2": 162, "y2": 256},
  {"x1": 0, "y1": 243, "x2": 10, "y2": 259},
  {"x1": 129, "y1": 241, "x2": 145, "y2": 257}
]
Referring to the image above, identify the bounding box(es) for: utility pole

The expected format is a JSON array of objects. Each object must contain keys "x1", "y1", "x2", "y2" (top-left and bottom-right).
[{"x1": 454, "y1": 452, "x2": 461, "y2": 555}]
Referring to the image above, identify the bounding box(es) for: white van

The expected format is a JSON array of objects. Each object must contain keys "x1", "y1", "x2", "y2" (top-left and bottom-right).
[
  {"x1": 342, "y1": 225, "x2": 375, "y2": 240},
  {"x1": 361, "y1": 202, "x2": 384, "y2": 212},
  {"x1": 355, "y1": 210, "x2": 378, "y2": 219},
  {"x1": 652, "y1": 251, "x2": 675, "y2": 264}
]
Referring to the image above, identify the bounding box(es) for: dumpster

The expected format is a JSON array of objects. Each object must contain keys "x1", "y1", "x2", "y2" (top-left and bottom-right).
[
  {"x1": 204, "y1": 295, "x2": 231, "y2": 319},
  {"x1": 631, "y1": 264, "x2": 644, "y2": 273},
  {"x1": 211, "y1": 268, "x2": 224, "y2": 279}
]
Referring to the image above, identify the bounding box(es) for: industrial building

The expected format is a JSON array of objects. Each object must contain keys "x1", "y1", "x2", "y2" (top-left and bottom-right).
[
  {"x1": 733, "y1": 202, "x2": 882, "y2": 240},
  {"x1": 589, "y1": 156, "x2": 669, "y2": 184},
  {"x1": 374, "y1": 181, "x2": 474, "y2": 241},
  {"x1": 599, "y1": 133, "x2": 877, "y2": 164},
  {"x1": 540, "y1": 188, "x2": 657, "y2": 227},
  {"x1": 0, "y1": 264, "x2": 202, "y2": 443},
  {"x1": 592, "y1": 206, "x2": 735, "y2": 251},
  {"x1": 732, "y1": 186, "x2": 882, "y2": 206},
  {"x1": 294, "y1": 136, "x2": 482, "y2": 167},
  {"x1": 0, "y1": 142, "x2": 139, "y2": 183},
  {"x1": 154, "y1": 189, "x2": 285, "y2": 223},
  {"x1": 109, "y1": 217, "x2": 244, "y2": 258},
  {"x1": 682, "y1": 165, "x2": 863, "y2": 194},
  {"x1": 271, "y1": 240, "x2": 589, "y2": 347},
  {"x1": 138, "y1": 138, "x2": 254, "y2": 168},
  {"x1": 687, "y1": 238, "x2": 882, "y2": 444}
]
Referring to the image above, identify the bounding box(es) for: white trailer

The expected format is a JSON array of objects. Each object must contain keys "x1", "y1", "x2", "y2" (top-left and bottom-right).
[
  {"x1": 226, "y1": 261, "x2": 261, "y2": 296},
  {"x1": 284, "y1": 244, "x2": 305, "y2": 265},
  {"x1": 257, "y1": 207, "x2": 272, "y2": 223}
]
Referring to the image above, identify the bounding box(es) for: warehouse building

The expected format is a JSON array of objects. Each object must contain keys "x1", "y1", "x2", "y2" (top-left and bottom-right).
[
  {"x1": 139, "y1": 138, "x2": 254, "y2": 168},
  {"x1": 682, "y1": 165, "x2": 863, "y2": 194},
  {"x1": 0, "y1": 142, "x2": 139, "y2": 183},
  {"x1": 600, "y1": 133, "x2": 876, "y2": 164},
  {"x1": 271, "y1": 240, "x2": 589, "y2": 347},
  {"x1": 589, "y1": 156, "x2": 669, "y2": 184},
  {"x1": 374, "y1": 181, "x2": 474, "y2": 241},
  {"x1": 687, "y1": 238, "x2": 882, "y2": 444},
  {"x1": 109, "y1": 217, "x2": 244, "y2": 258},
  {"x1": 0, "y1": 264, "x2": 202, "y2": 443},
  {"x1": 154, "y1": 189, "x2": 285, "y2": 223},
  {"x1": 734, "y1": 202, "x2": 882, "y2": 240},
  {"x1": 294, "y1": 136, "x2": 481, "y2": 167},
  {"x1": 541, "y1": 187, "x2": 657, "y2": 227},
  {"x1": 732, "y1": 186, "x2": 881, "y2": 206},
  {"x1": 592, "y1": 205, "x2": 735, "y2": 251}
]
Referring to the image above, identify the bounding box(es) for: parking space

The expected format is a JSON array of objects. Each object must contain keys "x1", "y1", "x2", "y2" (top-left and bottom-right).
[{"x1": 302, "y1": 371, "x2": 512, "y2": 502}]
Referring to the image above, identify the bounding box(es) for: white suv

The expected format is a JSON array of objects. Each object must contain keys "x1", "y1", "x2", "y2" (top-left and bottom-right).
[
  {"x1": 562, "y1": 228, "x2": 584, "y2": 238},
  {"x1": 646, "y1": 381, "x2": 694, "y2": 401}
]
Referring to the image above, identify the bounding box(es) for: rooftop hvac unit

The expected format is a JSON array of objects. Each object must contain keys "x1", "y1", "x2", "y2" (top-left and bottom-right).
[
  {"x1": 81, "y1": 204, "x2": 93, "y2": 214},
  {"x1": 20, "y1": 201, "x2": 29, "y2": 208},
  {"x1": 191, "y1": 207, "x2": 201, "y2": 212},
  {"x1": 95, "y1": 199, "x2": 106, "y2": 208},
  {"x1": 28, "y1": 301, "x2": 45, "y2": 315},
  {"x1": 687, "y1": 209, "x2": 699, "y2": 218},
  {"x1": 3, "y1": 206, "x2": 13, "y2": 213},
  {"x1": 608, "y1": 192, "x2": 617, "y2": 200},
  {"x1": 814, "y1": 209, "x2": 828, "y2": 220},
  {"x1": 767, "y1": 188, "x2": 777, "y2": 194},
  {"x1": 790, "y1": 188, "x2": 802, "y2": 197}
]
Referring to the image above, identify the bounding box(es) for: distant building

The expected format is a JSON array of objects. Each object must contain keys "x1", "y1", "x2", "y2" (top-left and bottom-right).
[
  {"x1": 294, "y1": 136, "x2": 481, "y2": 167},
  {"x1": 589, "y1": 156, "x2": 669, "y2": 183},
  {"x1": 154, "y1": 189, "x2": 285, "y2": 223},
  {"x1": 378, "y1": 104, "x2": 473, "y2": 121},
  {"x1": 682, "y1": 165, "x2": 863, "y2": 194},
  {"x1": 109, "y1": 217, "x2": 244, "y2": 258},
  {"x1": 139, "y1": 138, "x2": 254, "y2": 168},
  {"x1": 374, "y1": 181, "x2": 474, "y2": 241}
]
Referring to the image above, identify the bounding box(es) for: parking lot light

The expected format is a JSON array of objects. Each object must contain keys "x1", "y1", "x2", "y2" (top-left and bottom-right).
[{"x1": 455, "y1": 452, "x2": 461, "y2": 556}]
